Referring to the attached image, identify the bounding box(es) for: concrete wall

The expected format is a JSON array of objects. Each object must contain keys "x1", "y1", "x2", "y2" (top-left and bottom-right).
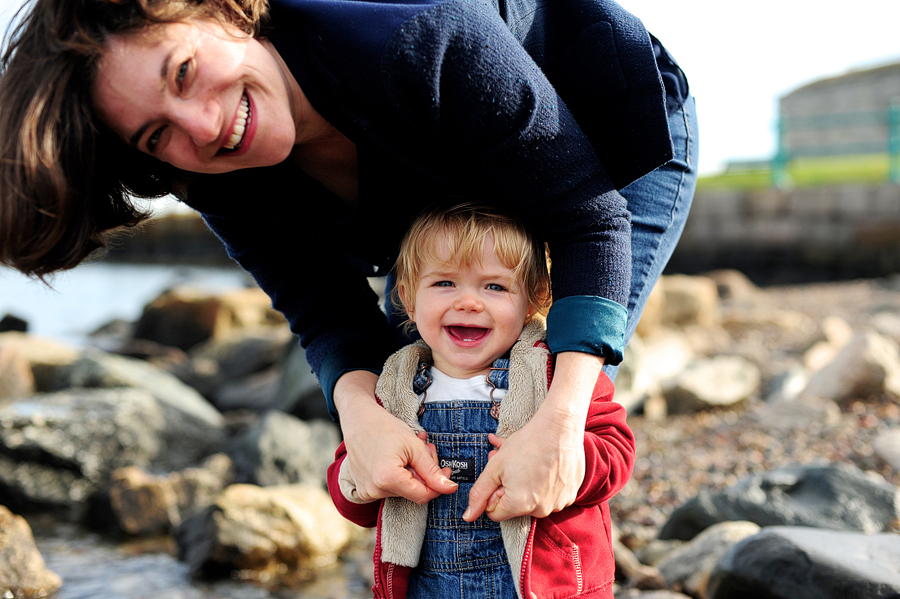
[{"x1": 670, "y1": 183, "x2": 900, "y2": 284}]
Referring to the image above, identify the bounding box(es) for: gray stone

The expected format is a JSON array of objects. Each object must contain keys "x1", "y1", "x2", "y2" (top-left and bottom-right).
[
  {"x1": 272, "y1": 342, "x2": 332, "y2": 421},
  {"x1": 54, "y1": 349, "x2": 224, "y2": 429},
  {"x1": 660, "y1": 275, "x2": 720, "y2": 328},
  {"x1": 874, "y1": 430, "x2": 900, "y2": 471},
  {"x1": 176, "y1": 483, "x2": 355, "y2": 580},
  {"x1": 0, "y1": 332, "x2": 80, "y2": 392},
  {"x1": 663, "y1": 356, "x2": 761, "y2": 414},
  {"x1": 802, "y1": 331, "x2": 900, "y2": 402},
  {"x1": 659, "y1": 463, "x2": 899, "y2": 541},
  {"x1": 656, "y1": 521, "x2": 760, "y2": 599},
  {"x1": 229, "y1": 411, "x2": 340, "y2": 488},
  {"x1": 0, "y1": 388, "x2": 224, "y2": 511},
  {"x1": 707, "y1": 527, "x2": 900, "y2": 599},
  {"x1": 0, "y1": 505, "x2": 62, "y2": 596}
]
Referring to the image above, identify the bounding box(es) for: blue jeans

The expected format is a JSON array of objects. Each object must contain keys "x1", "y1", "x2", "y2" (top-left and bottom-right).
[
  {"x1": 406, "y1": 401, "x2": 518, "y2": 599},
  {"x1": 603, "y1": 95, "x2": 699, "y2": 381},
  {"x1": 386, "y1": 97, "x2": 699, "y2": 380}
]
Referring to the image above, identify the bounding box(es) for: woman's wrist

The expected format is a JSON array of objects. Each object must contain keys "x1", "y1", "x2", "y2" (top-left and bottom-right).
[
  {"x1": 544, "y1": 351, "x2": 605, "y2": 423},
  {"x1": 333, "y1": 370, "x2": 380, "y2": 427}
]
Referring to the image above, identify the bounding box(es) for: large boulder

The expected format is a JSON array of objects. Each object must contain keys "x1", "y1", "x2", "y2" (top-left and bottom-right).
[
  {"x1": 0, "y1": 332, "x2": 80, "y2": 392},
  {"x1": 0, "y1": 505, "x2": 62, "y2": 597},
  {"x1": 134, "y1": 287, "x2": 285, "y2": 351},
  {"x1": 659, "y1": 275, "x2": 720, "y2": 328},
  {"x1": 656, "y1": 521, "x2": 760, "y2": 599},
  {"x1": 662, "y1": 356, "x2": 761, "y2": 414},
  {"x1": 707, "y1": 527, "x2": 900, "y2": 599},
  {"x1": 802, "y1": 331, "x2": 900, "y2": 402},
  {"x1": 106, "y1": 453, "x2": 233, "y2": 536},
  {"x1": 176, "y1": 484, "x2": 356, "y2": 581},
  {"x1": 51, "y1": 349, "x2": 224, "y2": 430},
  {"x1": 229, "y1": 411, "x2": 340, "y2": 488},
  {"x1": 659, "y1": 463, "x2": 899, "y2": 541},
  {"x1": 0, "y1": 344, "x2": 34, "y2": 400},
  {"x1": 0, "y1": 388, "x2": 224, "y2": 511}
]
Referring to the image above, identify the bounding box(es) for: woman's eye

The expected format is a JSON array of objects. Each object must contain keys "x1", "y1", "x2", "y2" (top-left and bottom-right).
[
  {"x1": 147, "y1": 126, "x2": 166, "y2": 152},
  {"x1": 176, "y1": 60, "x2": 189, "y2": 87}
]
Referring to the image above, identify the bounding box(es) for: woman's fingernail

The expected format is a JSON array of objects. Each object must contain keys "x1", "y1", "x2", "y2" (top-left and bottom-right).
[
  {"x1": 442, "y1": 477, "x2": 458, "y2": 487},
  {"x1": 462, "y1": 508, "x2": 472, "y2": 520}
]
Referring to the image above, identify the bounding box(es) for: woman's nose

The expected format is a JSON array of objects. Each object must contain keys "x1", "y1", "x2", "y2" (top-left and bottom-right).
[{"x1": 177, "y1": 99, "x2": 221, "y2": 146}]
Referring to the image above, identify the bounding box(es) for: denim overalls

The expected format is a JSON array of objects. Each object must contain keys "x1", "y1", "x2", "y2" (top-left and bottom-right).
[{"x1": 406, "y1": 363, "x2": 518, "y2": 599}]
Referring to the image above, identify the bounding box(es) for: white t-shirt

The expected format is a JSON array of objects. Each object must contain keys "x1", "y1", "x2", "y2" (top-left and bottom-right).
[{"x1": 419, "y1": 367, "x2": 509, "y2": 404}]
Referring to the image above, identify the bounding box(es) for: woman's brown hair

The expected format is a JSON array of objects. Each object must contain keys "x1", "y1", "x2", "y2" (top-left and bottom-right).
[{"x1": 0, "y1": 0, "x2": 268, "y2": 278}]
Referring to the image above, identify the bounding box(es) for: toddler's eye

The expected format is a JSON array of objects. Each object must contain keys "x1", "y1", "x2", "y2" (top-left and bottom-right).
[
  {"x1": 487, "y1": 283, "x2": 506, "y2": 291},
  {"x1": 435, "y1": 281, "x2": 454, "y2": 287}
]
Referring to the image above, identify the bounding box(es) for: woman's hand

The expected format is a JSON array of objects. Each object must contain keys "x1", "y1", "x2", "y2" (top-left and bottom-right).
[
  {"x1": 463, "y1": 352, "x2": 603, "y2": 522},
  {"x1": 334, "y1": 370, "x2": 458, "y2": 504}
]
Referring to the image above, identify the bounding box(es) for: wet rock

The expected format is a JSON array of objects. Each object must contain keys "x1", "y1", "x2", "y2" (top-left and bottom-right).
[
  {"x1": 134, "y1": 287, "x2": 285, "y2": 351},
  {"x1": 229, "y1": 411, "x2": 340, "y2": 488},
  {"x1": 52, "y1": 349, "x2": 224, "y2": 430},
  {"x1": 656, "y1": 521, "x2": 760, "y2": 599},
  {"x1": 170, "y1": 328, "x2": 294, "y2": 405},
  {"x1": 707, "y1": 527, "x2": 900, "y2": 599},
  {"x1": 0, "y1": 505, "x2": 62, "y2": 596},
  {"x1": 176, "y1": 483, "x2": 356, "y2": 581},
  {"x1": 874, "y1": 430, "x2": 900, "y2": 471},
  {"x1": 0, "y1": 344, "x2": 35, "y2": 400},
  {"x1": 663, "y1": 356, "x2": 761, "y2": 414},
  {"x1": 107, "y1": 454, "x2": 233, "y2": 536},
  {"x1": 0, "y1": 388, "x2": 224, "y2": 511},
  {"x1": 659, "y1": 463, "x2": 899, "y2": 541},
  {"x1": 802, "y1": 331, "x2": 900, "y2": 402},
  {"x1": 0, "y1": 314, "x2": 28, "y2": 333},
  {"x1": 0, "y1": 332, "x2": 79, "y2": 392},
  {"x1": 659, "y1": 275, "x2": 720, "y2": 328}
]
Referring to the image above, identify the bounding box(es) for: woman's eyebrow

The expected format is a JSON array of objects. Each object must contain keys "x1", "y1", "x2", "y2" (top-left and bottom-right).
[{"x1": 128, "y1": 48, "x2": 175, "y2": 147}]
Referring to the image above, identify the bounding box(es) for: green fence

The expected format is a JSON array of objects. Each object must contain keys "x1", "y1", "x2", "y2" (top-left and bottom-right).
[{"x1": 773, "y1": 103, "x2": 900, "y2": 187}]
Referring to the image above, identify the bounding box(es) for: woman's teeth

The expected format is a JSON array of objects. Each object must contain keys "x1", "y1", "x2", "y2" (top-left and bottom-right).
[{"x1": 224, "y1": 93, "x2": 250, "y2": 151}]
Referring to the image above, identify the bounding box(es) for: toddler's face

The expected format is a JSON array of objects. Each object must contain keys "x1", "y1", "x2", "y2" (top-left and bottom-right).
[{"x1": 406, "y1": 232, "x2": 532, "y2": 378}]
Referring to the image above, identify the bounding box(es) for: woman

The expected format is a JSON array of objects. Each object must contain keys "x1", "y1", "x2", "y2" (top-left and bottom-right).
[{"x1": 0, "y1": 0, "x2": 697, "y2": 521}]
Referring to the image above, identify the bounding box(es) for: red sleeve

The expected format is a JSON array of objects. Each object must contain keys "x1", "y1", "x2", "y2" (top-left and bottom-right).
[
  {"x1": 326, "y1": 441, "x2": 382, "y2": 528},
  {"x1": 574, "y1": 372, "x2": 636, "y2": 507}
]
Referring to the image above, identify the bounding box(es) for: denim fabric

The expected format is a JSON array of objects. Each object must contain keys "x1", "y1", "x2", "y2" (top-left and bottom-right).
[
  {"x1": 406, "y1": 401, "x2": 518, "y2": 599},
  {"x1": 603, "y1": 95, "x2": 699, "y2": 381}
]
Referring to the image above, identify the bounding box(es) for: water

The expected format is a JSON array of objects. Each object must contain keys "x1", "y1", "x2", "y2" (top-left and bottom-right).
[{"x1": 0, "y1": 262, "x2": 252, "y2": 346}]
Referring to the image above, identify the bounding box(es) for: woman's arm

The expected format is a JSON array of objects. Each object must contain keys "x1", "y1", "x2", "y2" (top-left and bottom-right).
[{"x1": 334, "y1": 370, "x2": 458, "y2": 503}]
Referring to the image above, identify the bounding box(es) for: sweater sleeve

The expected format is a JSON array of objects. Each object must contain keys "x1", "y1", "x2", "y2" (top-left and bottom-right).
[
  {"x1": 575, "y1": 372, "x2": 636, "y2": 507},
  {"x1": 375, "y1": 0, "x2": 633, "y2": 362}
]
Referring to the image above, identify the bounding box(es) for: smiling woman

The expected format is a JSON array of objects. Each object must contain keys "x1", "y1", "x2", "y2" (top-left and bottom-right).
[{"x1": 0, "y1": 1, "x2": 698, "y2": 588}]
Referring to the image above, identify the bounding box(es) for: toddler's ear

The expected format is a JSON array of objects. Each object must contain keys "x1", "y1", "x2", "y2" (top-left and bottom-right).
[{"x1": 397, "y1": 284, "x2": 414, "y2": 320}]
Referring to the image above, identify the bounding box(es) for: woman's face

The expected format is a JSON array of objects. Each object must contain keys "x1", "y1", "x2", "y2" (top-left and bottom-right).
[{"x1": 93, "y1": 19, "x2": 301, "y2": 174}]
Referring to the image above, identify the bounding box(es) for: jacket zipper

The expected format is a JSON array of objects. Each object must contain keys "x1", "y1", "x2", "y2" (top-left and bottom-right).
[
  {"x1": 521, "y1": 519, "x2": 537, "y2": 598},
  {"x1": 572, "y1": 543, "x2": 583, "y2": 595},
  {"x1": 386, "y1": 563, "x2": 395, "y2": 599}
]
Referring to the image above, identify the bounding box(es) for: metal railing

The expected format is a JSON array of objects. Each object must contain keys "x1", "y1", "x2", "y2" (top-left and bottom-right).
[{"x1": 772, "y1": 102, "x2": 900, "y2": 187}]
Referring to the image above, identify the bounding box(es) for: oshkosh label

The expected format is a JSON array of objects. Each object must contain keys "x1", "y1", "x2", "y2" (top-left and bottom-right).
[{"x1": 440, "y1": 457, "x2": 476, "y2": 483}]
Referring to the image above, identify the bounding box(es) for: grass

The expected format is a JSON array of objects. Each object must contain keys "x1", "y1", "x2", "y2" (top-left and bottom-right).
[{"x1": 697, "y1": 154, "x2": 898, "y2": 191}]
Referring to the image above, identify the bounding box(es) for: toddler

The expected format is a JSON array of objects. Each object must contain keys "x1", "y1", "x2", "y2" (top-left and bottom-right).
[{"x1": 327, "y1": 203, "x2": 635, "y2": 599}]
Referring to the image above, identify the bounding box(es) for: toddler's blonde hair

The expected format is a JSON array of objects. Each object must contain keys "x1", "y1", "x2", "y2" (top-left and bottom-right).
[{"x1": 394, "y1": 203, "x2": 551, "y2": 327}]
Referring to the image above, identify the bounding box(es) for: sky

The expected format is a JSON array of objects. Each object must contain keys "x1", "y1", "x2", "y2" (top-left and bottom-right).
[{"x1": 2, "y1": 0, "x2": 899, "y2": 175}]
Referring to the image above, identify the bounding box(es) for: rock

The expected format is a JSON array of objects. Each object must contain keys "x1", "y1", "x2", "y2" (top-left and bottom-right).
[
  {"x1": 764, "y1": 365, "x2": 808, "y2": 403},
  {"x1": 176, "y1": 483, "x2": 356, "y2": 581},
  {"x1": 874, "y1": 430, "x2": 900, "y2": 471},
  {"x1": 707, "y1": 527, "x2": 900, "y2": 599},
  {"x1": 755, "y1": 395, "x2": 842, "y2": 431},
  {"x1": 702, "y1": 269, "x2": 759, "y2": 304},
  {"x1": 0, "y1": 388, "x2": 224, "y2": 511},
  {"x1": 802, "y1": 331, "x2": 900, "y2": 402},
  {"x1": 0, "y1": 314, "x2": 28, "y2": 333},
  {"x1": 659, "y1": 275, "x2": 720, "y2": 328},
  {"x1": 107, "y1": 454, "x2": 233, "y2": 536},
  {"x1": 659, "y1": 463, "x2": 899, "y2": 541},
  {"x1": 170, "y1": 327, "x2": 294, "y2": 403},
  {"x1": 134, "y1": 286, "x2": 285, "y2": 351},
  {"x1": 213, "y1": 367, "x2": 282, "y2": 412},
  {"x1": 53, "y1": 349, "x2": 224, "y2": 430},
  {"x1": 616, "y1": 331, "x2": 696, "y2": 414},
  {"x1": 0, "y1": 332, "x2": 80, "y2": 392},
  {"x1": 229, "y1": 411, "x2": 340, "y2": 488},
  {"x1": 0, "y1": 505, "x2": 62, "y2": 596},
  {"x1": 614, "y1": 591, "x2": 693, "y2": 599},
  {"x1": 0, "y1": 344, "x2": 35, "y2": 400},
  {"x1": 662, "y1": 356, "x2": 761, "y2": 414},
  {"x1": 803, "y1": 316, "x2": 855, "y2": 372},
  {"x1": 273, "y1": 342, "x2": 332, "y2": 421},
  {"x1": 635, "y1": 282, "x2": 666, "y2": 339},
  {"x1": 871, "y1": 310, "x2": 900, "y2": 346},
  {"x1": 656, "y1": 521, "x2": 760, "y2": 599}
]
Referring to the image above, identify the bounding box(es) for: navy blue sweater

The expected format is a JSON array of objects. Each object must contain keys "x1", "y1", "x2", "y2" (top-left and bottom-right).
[{"x1": 183, "y1": 0, "x2": 685, "y2": 419}]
